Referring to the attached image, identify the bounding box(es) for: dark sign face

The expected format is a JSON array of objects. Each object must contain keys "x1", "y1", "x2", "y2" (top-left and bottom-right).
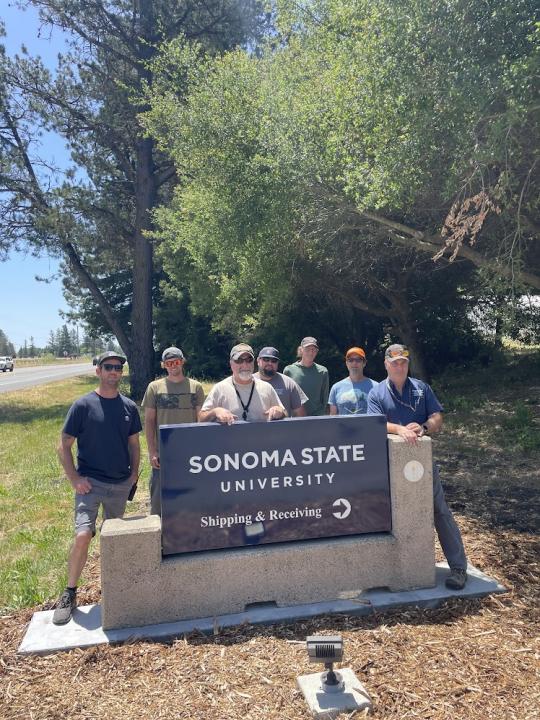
[{"x1": 160, "y1": 415, "x2": 391, "y2": 556}]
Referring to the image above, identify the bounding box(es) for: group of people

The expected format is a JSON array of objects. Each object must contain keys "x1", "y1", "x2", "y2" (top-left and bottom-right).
[{"x1": 52, "y1": 337, "x2": 468, "y2": 625}]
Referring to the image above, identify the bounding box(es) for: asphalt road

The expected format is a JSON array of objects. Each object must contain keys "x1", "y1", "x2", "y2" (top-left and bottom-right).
[{"x1": 0, "y1": 362, "x2": 95, "y2": 394}]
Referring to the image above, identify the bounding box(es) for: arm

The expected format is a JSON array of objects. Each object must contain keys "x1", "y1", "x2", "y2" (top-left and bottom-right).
[
  {"x1": 198, "y1": 406, "x2": 237, "y2": 425},
  {"x1": 329, "y1": 405, "x2": 338, "y2": 416},
  {"x1": 321, "y1": 371, "x2": 330, "y2": 413},
  {"x1": 144, "y1": 406, "x2": 159, "y2": 469},
  {"x1": 264, "y1": 384, "x2": 287, "y2": 420},
  {"x1": 418, "y1": 411, "x2": 443, "y2": 436},
  {"x1": 57, "y1": 432, "x2": 91, "y2": 494},
  {"x1": 390, "y1": 412, "x2": 443, "y2": 445},
  {"x1": 289, "y1": 378, "x2": 308, "y2": 417},
  {"x1": 127, "y1": 433, "x2": 140, "y2": 484},
  {"x1": 265, "y1": 405, "x2": 287, "y2": 420}
]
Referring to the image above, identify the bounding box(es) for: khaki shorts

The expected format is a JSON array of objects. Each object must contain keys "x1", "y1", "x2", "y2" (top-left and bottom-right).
[{"x1": 74, "y1": 477, "x2": 132, "y2": 535}]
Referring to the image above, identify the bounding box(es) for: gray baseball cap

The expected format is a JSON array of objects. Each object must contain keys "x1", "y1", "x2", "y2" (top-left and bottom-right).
[
  {"x1": 97, "y1": 350, "x2": 126, "y2": 366},
  {"x1": 162, "y1": 346, "x2": 185, "y2": 361}
]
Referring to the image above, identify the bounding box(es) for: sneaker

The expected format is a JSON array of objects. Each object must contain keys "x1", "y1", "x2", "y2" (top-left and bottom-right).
[
  {"x1": 445, "y1": 568, "x2": 467, "y2": 590},
  {"x1": 52, "y1": 589, "x2": 76, "y2": 625}
]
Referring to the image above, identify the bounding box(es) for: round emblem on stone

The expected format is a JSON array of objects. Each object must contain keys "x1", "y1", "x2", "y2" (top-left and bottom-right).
[{"x1": 403, "y1": 460, "x2": 424, "y2": 482}]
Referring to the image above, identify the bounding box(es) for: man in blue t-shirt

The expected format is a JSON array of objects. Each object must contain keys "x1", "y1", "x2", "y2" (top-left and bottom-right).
[
  {"x1": 329, "y1": 346, "x2": 378, "y2": 416},
  {"x1": 53, "y1": 350, "x2": 142, "y2": 625},
  {"x1": 367, "y1": 343, "x2": 468, "y2": 590}
]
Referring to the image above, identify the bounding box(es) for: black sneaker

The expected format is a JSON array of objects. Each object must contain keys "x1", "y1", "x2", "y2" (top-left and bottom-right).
[
  {"x1": 52, "y1": 589, "x2": 76, "y2": 625},
  {"x1": 445, "y1": 568, "x2": 467, "y2": 590}
]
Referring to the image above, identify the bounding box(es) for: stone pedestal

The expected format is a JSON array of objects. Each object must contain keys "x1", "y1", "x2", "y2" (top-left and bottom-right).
[{"x1": 101, "y1": 436, "x2": 435, "y2": 630}]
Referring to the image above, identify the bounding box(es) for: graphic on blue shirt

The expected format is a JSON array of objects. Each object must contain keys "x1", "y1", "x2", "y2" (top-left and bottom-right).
[{"x1": 329, "y1": 378, "x2": 378, "y2": 415}]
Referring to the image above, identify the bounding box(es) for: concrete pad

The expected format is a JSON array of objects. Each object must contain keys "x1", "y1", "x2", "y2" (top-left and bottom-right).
[
  {"x1": 18, "y1": 563, "x2": 505, "y2": 655},
  {"x1": 298, "y1": 667, "x2": 372, "y2": 719}
]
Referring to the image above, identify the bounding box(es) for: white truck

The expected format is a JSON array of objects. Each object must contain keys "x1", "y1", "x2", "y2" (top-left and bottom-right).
[{"x1": 0, "y1": 356, "x2": 14, "y2": 372}]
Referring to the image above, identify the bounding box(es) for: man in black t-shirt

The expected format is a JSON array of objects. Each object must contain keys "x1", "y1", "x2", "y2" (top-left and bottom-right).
[{"x1": 53, "y1": 351, "x2": 142, "y2": 625}]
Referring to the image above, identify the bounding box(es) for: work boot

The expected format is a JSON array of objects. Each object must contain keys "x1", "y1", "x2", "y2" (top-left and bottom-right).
[
  {"x1": 52, "y1": 588, "x2": 77, "y2": 625},
  {"x1": 445, "y1": 568, "x2": 467, "y2": 590}
]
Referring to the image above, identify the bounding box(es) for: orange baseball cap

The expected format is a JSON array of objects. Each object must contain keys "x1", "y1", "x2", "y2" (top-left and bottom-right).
[{"x1": 345, "y1": 347, "x2": 366, "y2": 360}]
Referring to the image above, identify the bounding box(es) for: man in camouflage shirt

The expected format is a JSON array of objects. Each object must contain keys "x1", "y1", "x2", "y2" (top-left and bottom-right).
[{"x1": 142, "y1": 346, "x2": 204, "y2": 515}]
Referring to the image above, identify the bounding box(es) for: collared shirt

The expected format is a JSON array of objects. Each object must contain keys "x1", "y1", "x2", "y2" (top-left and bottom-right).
[{"x1": 367, "y1": 377, "x2": 443, "y2": 425}]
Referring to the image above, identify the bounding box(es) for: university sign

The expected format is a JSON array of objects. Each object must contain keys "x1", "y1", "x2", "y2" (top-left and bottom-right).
[{"x1": 159, "y1": 414, "x2": 391, "y2": 555}]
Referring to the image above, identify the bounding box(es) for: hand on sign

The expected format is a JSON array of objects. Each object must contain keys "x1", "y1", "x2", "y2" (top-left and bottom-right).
[
  {"x1": 214, "y1": 407, "x2": 237, "y2": 425},
  {"x1": 397, "y1": 425, "x2": 419, "y2": 445},
  {"x1": 265, "y1": 405, "x2": 286, "y2": 421}
]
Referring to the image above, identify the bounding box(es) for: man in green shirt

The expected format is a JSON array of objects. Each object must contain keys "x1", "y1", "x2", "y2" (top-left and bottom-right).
[
  {"x1": 142, "y1": 346, "x2": 205, "y2": 515},
  {"x1": 283, "y1": 337, "x2": 329, "y2": 416}
]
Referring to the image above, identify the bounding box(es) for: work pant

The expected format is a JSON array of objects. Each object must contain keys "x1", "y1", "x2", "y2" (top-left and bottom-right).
[
  {"x1": 433, "y1": 465, "x2": 467, "y2": 571},
  {"x1": 150, "y1": 467, "x2": 161, "y2": 517}
]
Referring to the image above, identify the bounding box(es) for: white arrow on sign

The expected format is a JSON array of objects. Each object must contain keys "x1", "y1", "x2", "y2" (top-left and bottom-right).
[{"x1": 332, "y1": 498, "x2": 351, "y2": 520}]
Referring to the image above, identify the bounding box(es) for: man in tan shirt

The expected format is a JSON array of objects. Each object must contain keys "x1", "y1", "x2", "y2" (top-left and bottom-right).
[{"x1": 142, "y1": 346, "x2": 204, "y2": 515}]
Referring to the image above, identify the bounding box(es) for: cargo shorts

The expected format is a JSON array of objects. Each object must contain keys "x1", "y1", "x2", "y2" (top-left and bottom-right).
[{"x1": 74, "y1": 476, "x2": 132, "y2": 535}]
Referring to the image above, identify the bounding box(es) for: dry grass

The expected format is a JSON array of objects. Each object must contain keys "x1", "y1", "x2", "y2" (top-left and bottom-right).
[{"x1": 0, "y1": 356, "x2": 539, "y2": 719}]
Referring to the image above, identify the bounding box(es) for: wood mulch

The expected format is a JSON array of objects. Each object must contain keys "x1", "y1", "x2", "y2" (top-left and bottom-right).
[{"x1": 1, "y1": 451, "x2": 539, "y2": 719}]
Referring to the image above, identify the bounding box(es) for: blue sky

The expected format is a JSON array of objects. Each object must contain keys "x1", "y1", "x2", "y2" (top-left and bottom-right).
[{"x1": 0, "y1": 3, "x2": 72, "y2": 350}]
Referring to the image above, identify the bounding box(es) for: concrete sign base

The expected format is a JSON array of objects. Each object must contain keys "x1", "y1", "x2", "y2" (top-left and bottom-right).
[
  {"x1": 100, "y1": 436, "x2": 436, "y2": 630},
  {"x1": 18, "y1": 564, "x2": 505, "y2": 655}
]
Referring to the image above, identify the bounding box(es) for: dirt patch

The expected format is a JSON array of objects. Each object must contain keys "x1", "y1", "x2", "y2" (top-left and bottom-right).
[{"x1": 1, "y1": 479, "x2": 538, "y2": 719}]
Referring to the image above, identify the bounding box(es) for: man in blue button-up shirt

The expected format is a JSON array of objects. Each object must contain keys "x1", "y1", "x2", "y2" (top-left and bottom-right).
[{"x1": 367, "y1": 343, "x2": 468, "y2": 590}]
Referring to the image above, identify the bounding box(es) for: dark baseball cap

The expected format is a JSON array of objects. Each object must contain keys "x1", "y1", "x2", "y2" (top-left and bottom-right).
[
  {"x1": 300, "y1": 336, "x2": 319, "y2": 348},
  {"x1": 258, "y1": 346, "x2": 280, "y2": 360},
  {"x1": 97, "y1": 350, "x2": 126, "y2": 366}
]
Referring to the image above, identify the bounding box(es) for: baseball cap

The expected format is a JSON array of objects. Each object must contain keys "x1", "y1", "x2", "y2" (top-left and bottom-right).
[
  {"x1": 300, "y1": 336, "x2": 319, "y2": 348},
  {"x1": 162, "y1": 346, "x2": 184, "y2": 361},
  {"x1": 258, "y1": 346, "x2": 280, "y2": 360},
  {"x1": 345, "y1": 346, "x2": 366, "y2": 360},
  {"x1": 97, "y1": 350, "x2": 126, "y2": 366},
  {"x1": 385, "y1": 344, "x2": 410, "y2": 362},
  {"x1": 230, "y1": 343, "x2": 255, "y2": 361}
]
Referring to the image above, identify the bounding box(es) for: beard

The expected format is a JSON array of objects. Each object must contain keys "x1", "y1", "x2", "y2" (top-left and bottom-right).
[
  {"x1": 260, "y1": 366, "x2": 276, "y2": 378},
  {"x1": 237, "y1": 369, "x2": 253, "y2": 382}
]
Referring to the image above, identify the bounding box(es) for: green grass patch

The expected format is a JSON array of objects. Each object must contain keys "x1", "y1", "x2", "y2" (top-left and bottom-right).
[{"x1": 0, "y1": 374, "x2": 144, "y2": 612}]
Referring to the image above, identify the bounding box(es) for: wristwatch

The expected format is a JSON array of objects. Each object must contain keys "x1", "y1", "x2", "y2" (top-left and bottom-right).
[{"x1": 422, "y1": 424, "x2": 429, "y2": 435}]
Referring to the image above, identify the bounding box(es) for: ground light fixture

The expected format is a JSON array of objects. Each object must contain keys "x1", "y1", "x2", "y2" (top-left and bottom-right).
[{"x1": 297, "y1": 634, "x2": 372, "y2": 718}]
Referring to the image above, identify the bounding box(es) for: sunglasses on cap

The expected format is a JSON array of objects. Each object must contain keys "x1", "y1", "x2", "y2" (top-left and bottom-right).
[
  {"x1": 163, "y1": 359, "x2": 182, "y2": 367},
  {"x1": 232, "y1": 356, "x2": 254, "y2": 364},
  {"x1": 102, "y1": 363, "x2": 123, "y2": 371},
  {"x1": 387, "y1": 348, "x2": 410, "y2": 358}
]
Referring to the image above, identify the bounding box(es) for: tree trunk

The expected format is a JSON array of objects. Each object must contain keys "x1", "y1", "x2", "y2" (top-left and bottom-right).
[
  {"x1": 129, "y1": 134, "x2": 156, "y2": 400},
  {"x1": 388, "y1": 304, "x2": 429, "y2": 382}
]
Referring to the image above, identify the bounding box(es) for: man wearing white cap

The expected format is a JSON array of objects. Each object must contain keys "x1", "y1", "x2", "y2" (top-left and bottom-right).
[
  {"x1": 142, "y1": 346, "x2": 205, "y2": 515},
  {"x1": 367, "y1": 343, "x2": 468, "y2": 590},
  {"x1": 283, "y1": 337, "x2": 329, "y2": 416},
  {"x1": 199, "y1": 343, "x2": 286, "y2": 424}
]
